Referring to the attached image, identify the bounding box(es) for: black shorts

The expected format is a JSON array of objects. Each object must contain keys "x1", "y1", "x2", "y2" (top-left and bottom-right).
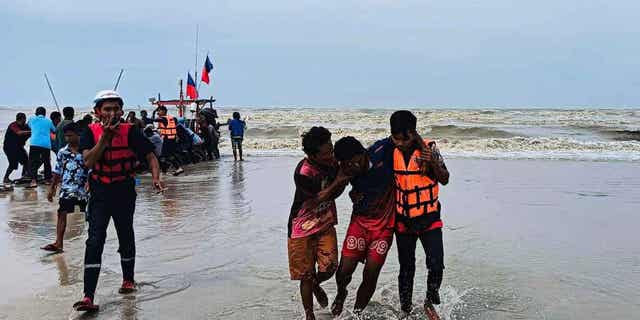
[
  {"x1": 58, "y1": 197, "x2": 87, "y2": 214},
  {"x1": 3, "y1": 146, "x2": 28, "y2": 171}
]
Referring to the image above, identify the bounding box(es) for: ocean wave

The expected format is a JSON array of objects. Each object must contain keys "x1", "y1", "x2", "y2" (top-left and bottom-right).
[
  {"x1": 227, "y1": 135, "x2": 640, "y2": 161},
  {"x1": 598, "y1": 130, "x2": 640, "y2": 142},
  {"x1": 1, "y1": 107, "x2": 638, "y2": 162},
  {"x1": 428, "y1": 125, "x2": 517, "y2": 138}
]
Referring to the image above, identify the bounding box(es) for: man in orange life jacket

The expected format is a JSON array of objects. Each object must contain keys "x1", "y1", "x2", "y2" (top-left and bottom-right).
[
  {"x1": 72, "y1": 90, "x2": 164, "y2": 312},
  {"x1": 390, "y1": 110, "x2": 450, "y2": 318},
  {"x1": 154, "y1": 105, "x2": 184, "y2": 176}
]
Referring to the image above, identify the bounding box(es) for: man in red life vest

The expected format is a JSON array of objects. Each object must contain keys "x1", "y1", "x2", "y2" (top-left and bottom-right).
[{"x1": 72, "y1": 90, "x2": 164, "y2": 312}]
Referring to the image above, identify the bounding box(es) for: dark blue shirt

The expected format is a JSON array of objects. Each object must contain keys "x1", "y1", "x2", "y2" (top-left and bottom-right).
[
  {"x1": 229, "y1": 119, "x2": 245, "y2": 138},
  {"x1": 350, "y1": 138, "x2": 395, "y2": 215}
]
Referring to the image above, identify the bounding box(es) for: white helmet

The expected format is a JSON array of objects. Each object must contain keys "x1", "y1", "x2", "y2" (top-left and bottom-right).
[{"x1": 93, "y1": 90, "x2": 123, "y2": 106}]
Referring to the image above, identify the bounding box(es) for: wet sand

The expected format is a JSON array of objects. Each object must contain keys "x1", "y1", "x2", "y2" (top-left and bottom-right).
[{"x1": 1, "y1": 156, "x2": 639, "y2": 319}]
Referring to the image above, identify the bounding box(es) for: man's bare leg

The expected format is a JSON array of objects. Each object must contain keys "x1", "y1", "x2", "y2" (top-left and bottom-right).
[
  {"x1": 354, "y1": 259, "x2": 384, "y2": 310},
  {"x1": 313, "y1": 271, "x2": 333, "y2": 308},
  {"x1": 55, "y1": 213, "x2": 67, "y2": 250},
  {"x1": 300, "y1": 278, "x2": 316, "y2": 320},
  {"x1": 332, "y1": 257, "x2": 359, "y2": 316}
]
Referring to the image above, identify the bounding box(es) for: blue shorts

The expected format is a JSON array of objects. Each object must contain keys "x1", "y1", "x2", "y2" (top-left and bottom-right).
[{"x1": 231, "y1": 137, "x2": 243, "y2": 148}]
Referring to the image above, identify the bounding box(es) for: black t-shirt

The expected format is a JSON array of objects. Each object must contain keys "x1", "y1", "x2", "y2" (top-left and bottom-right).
[
  {"x1": 79, "y1": 124, "x2": 155, "y2": 161},
  {"x1": 3, "y1": 121, "x2": 30, "y2": 149}
]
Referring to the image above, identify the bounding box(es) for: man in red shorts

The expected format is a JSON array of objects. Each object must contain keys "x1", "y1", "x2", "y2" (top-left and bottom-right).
[{"x1": 330, "y1": 136, "x2": 396, "y2": 316}]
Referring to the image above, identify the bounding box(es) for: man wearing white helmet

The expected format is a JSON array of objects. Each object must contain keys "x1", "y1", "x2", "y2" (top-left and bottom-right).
[{"x1": 73, "y1": 90, "x2": 164, "y2": 312}]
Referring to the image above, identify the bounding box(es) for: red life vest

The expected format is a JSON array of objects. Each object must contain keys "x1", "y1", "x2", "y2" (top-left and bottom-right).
[{"x1": 88, "y1": 123, "x2": 138, "y2": 184}]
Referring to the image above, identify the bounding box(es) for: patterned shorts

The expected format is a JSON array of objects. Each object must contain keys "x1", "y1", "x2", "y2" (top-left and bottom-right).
[{"x1": 341, "y1": 222, "x2": 393, "y2": 265}]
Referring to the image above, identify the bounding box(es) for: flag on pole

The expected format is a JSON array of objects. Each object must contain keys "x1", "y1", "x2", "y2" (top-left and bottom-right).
[
  {"x1": 187, "y1": 73, "x2": 198, "y2": 99},
  {"x1": 201, "y1": 55, "x2": 214, "y2": 84}
]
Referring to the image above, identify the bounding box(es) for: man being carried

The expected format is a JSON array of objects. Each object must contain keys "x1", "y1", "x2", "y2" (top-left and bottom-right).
[
  {"x1": 330, "y1": 136, "x2": 396, "y2": 317},
  {"x1": 72, "y1": 90, "x2": 164, "y2": 312},
  {"x1": 42, "y1": 122, "x2": 88, "y2": 253},
  {"x1": 288, "y1": 127, "x2": 349, "y2": 320}
]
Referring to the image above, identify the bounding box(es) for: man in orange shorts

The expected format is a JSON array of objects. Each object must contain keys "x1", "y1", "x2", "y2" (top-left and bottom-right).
[
  {"x1": 287, "y1": 127, "x2": 349, "y2": 320},
  {"x1": 330, "y1": 136, "x2": 396, "y2": 317}
]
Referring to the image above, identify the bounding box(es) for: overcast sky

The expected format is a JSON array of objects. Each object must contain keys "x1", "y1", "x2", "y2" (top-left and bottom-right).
[{"x1": 1, "y1": 0, "x2": 639, "y2": 108}]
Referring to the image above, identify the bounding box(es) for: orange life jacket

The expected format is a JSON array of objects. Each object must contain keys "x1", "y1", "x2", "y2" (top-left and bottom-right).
[
  {"x1": 158, "y1": 116, "x2": 177, "y2": 140},
  {"x1": 89, "y1": 123, "x2": 138, "y2": 184},
  {"x1": 393, "y1": 139, "x2": 440, "y2": 219}
]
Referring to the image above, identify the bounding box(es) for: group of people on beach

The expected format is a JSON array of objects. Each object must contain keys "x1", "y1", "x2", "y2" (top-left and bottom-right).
[
  {"x1": 1, "y1": 90, "x2": 247, "y2": 311},
  {"x1": 3, "y1": 92, "x2": 447, "y2": 318},
  {"x1": 3, "y1": 95, "x2": 248, "y2": 187},
  {"x1": 287, "y1": 110, "x2": 450, "y2": 319}
]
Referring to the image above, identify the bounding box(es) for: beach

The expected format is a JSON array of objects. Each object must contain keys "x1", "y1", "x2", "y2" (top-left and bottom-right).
[{"x1": 0, "y1": 154, "x2": 638, "y2": 319}]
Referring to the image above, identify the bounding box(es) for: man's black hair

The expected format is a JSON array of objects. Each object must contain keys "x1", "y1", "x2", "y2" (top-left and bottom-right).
[
  {"x1": 140, "y1": 110, "x2": 148, "y2": 116},
  {"x1": 62, "y1": 122, "x2": 81, "y2": 134},
  {"x1": 157, "y1": 105, "x2": 168, "y2": 112},
  {"x1": 233, "y1": 112, "x2": 240, "y2": 119},
  {"x1": 301, "y1": 126, "x2": 331, "y2": 156},
  {"x1": 35, "y1": 106, "x2": 46, "y2": 116},
  {"x1": 16, "y1": 112, "x2": 26, "y2": 121},
  {"x1": 62, "y1": 106, "x2": 74, "y2": 120},
  {"x1": 334, "y1": 136, "x2": 366, "y2": 162},
  {"x1": 390, "y1": 110, "x2": 417, "y2": 137},
  {"x1": 50, "y1": 111, "x2": 61, "y2": 121}
]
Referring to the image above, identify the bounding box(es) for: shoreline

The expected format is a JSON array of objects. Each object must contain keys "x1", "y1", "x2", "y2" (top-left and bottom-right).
[{"x1": 1, "y1": 157, "x2": 638, "y2": 319}]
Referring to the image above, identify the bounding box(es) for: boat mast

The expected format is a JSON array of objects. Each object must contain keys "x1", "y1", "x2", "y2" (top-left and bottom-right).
[{"x1": 194, "y1": 24, "x2": 199, "y2": 96}]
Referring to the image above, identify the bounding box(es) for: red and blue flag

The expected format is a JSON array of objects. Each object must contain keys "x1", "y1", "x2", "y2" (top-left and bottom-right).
[
  {"x1": 187, "y1": 73, "x2": 198, "y2": 99},
  {"x1": 201, "y1": 55, "x2": 214, "y2": 84}
]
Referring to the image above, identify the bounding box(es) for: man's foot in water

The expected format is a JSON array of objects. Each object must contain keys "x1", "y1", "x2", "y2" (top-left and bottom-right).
[
  {"x1": 313, "y1": 284, "x2": 328, "y2": 308},
  {"x1": 172, "y1": 168, "x2": 184, "y2": 176},
  {"x1": 423, "y1": 301, "x2": 441, "y2": 320},
  {"x1": 73, "y1": 296, "x2": 99, "y2": 312},
  {"x1": 304, "y1": 310, "x2": 316, "y2": 320},
  {"x1": 118, "y1": 280, "x2": 137, "y2": 294},
  {"x1": 331, "y1": 288, "x2": 348, "y2": 316},
  {"x1": 41, "y1": 243, "x2": 63, "y2": 253}
]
